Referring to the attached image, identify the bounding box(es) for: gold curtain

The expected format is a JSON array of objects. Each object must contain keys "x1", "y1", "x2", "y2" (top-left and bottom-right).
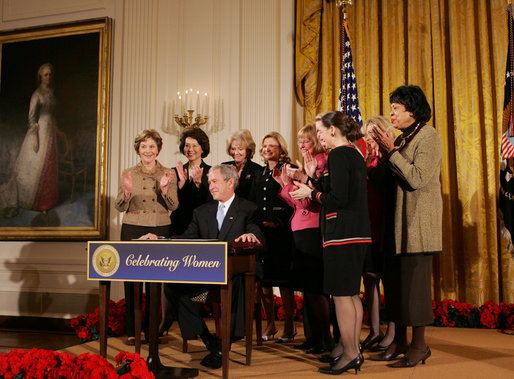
[{"x1": 296, "y1": 0, "x2": 514, "y2": 305}]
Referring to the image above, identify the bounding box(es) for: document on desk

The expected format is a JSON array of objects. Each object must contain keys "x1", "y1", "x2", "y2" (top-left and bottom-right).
[{"x1": 87, "y1": 240, "x2": 227, "y2": 284}]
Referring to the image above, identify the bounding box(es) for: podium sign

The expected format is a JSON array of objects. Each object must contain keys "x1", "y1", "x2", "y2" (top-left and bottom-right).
[{"x1": 87, "y1": 241, "x2": 227, "y2": 284}]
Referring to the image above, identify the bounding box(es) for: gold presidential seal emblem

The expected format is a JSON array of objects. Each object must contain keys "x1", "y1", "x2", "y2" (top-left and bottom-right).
[{"x1": 92, "y1": 244, "x2": 120, "y2": 277}]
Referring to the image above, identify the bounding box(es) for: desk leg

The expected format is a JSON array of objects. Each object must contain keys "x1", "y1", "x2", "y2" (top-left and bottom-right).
[
  {"x1": 147, "y1": 282, "x2": 162, "y2": 370},
  {"x1": 99, "y1": 280, "x2": 110, "y2": 358},
  {"x1": 255, "y1": 282, "x2": 263, "y2": 346},
  {"x1": 220, "y1": 280, "x2": 232, "y2": 379},
  {"x1": 244, "y1": 273, "x2": 255, "y2": 365},
  {"x1": 134, "y1": 282, "x2": 142, "y2": 354},
  {"x1": 146, "y1": 282, "x2": 199, "y2": 379}
]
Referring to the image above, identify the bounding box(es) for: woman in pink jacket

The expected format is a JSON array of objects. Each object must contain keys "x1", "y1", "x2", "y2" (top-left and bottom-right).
[{"x1": 274, "y1": 124, "x2": 332, "y2": 354}]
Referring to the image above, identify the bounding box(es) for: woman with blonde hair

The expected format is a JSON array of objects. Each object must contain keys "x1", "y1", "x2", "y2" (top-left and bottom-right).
[
  {"x1": 274, "y1": 124, "x2": 332, "y2": 354},
  {"x1": 250, "y1": 131, "x2": 296, "y2": 342},
  {"x1": 223, "y1": 129, "x2": 262, "y2": 199}
]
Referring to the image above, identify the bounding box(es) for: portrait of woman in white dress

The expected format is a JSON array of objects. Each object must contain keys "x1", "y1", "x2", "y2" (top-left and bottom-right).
[
  {"x1": 17, "y1": 63, "x2": 59, "y2": 212},
  {"x1": 0, "y1": 63, "x2": 59, "y2": 217}
]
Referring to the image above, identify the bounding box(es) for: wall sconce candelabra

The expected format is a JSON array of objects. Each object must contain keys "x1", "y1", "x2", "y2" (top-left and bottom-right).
[
  {"x1": 163, "y1": 88, "x2": 224, "y2": 136},
  {"x1": 174, "y1": 89, "x2": 208, "y2": 128}
]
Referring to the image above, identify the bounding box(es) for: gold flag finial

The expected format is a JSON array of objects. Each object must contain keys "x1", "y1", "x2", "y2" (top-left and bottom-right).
[{"x1": 336, "y1": 0, "x2": 353, "y2": 20}]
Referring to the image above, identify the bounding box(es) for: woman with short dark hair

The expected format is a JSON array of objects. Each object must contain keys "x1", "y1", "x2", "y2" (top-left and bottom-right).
[
  {"x1": 369, "y1": 85, "x2": 442, "y2": 368},
  {"x1": 170, "y1": 127, "x2": 212, "y2": 235}
]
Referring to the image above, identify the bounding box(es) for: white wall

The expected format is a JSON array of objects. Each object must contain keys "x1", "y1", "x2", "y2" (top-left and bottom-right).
[{"x1": 0, "y1": 0, "x2": 295, "y2": 318}]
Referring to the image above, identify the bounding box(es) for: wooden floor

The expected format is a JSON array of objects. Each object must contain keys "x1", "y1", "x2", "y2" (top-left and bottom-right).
[{"x1": 1, "y1": 321, "x2": 513, "y2": 378}]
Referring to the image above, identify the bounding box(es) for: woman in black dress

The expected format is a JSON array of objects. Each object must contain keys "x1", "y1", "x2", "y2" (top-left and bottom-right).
[
  {"x1": 292, "y1": 112, "x2": 371, "y2": 375},
  {"x1": 161, "y1": 127, "x2": 212, "y2": 335},
  {"x1": 250, "y1": 132, "x2": 296, "y2": 342},
  {"x1": 223, "y1": 129, "x2": 262, "y2": 199}
]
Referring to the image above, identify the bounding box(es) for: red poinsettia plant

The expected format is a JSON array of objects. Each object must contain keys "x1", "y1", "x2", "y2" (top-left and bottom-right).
[
  {"x1": 257, "y1": 294, "x2": 303, "y2": 321},
  {"x1": 433, "y1": 299, "x2": 514, "y2": 329},
  {"x1": 71, "y1": 294, "x2": 513, "y2": 344},
  {"x1": 70, "y1": 299, "x2": 128, "y2": 343},
  {"x1": 0, "y1": 349, "x2": 154, "y2": 378}
]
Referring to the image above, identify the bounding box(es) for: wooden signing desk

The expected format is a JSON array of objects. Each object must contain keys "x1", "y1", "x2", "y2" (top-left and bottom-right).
[{"x1": 94, "y1": 241, "x2": 261, "y2": 379}]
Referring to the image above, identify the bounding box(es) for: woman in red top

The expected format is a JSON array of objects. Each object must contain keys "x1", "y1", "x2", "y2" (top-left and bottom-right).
[{"x1": 361, "y1": 116, "x2": 396, "y2": 352}]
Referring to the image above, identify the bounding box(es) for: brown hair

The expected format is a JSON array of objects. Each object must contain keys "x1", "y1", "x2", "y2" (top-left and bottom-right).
[
  {"x1": 317, "y1": 111, "x2": 363, "y2": 142},
  {"x1": 226, "y1": 129, "x2": 256, "y2": 159},
  {"x1": 260, "y1": 131, "x2": 291, "y2": 164},
  {"x1": 133, "y1": 129, "x2": 163, "y2": 153}
]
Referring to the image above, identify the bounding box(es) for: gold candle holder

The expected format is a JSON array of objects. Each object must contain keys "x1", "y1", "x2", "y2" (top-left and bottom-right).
[{"x1": 174, "y1": 110, "x2": 209, "y2": 129}]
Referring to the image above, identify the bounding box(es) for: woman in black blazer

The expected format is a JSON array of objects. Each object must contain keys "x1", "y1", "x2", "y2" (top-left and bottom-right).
[
  {"x1": 222, "y1": 129, "x2": 262, "y2": 199},
  {"x1": 161, "y1": 127, "x2": 212, "y2": 336},
  {"x1": 250, "y1": 132, "x2": 296, "y2": 343},
  {"x1": 169, "y1": 127, "x2": 212, "y2": 235}
]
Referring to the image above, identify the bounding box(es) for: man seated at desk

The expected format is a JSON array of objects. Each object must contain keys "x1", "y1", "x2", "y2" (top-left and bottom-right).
[{"x1": 141, "y1": 164, "x2": 264, "y2": 369}]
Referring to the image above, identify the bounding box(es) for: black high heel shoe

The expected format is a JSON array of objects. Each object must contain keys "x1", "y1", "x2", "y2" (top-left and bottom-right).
[
  {"x1": 319, "y1": 354, "x2": 342, "y2": 364},
  {"x1": 390, "y1": 346, "x2": 431, "y2": 368},
  {"x1": 369, "y1": 345, "x2": 407, "y2": 361},
  {"x1": 369, "y1": 343, "x2": 390, "y2": 352},
  {"x1": 362, "y1": 333, "x2": 384, "y2": 350},
  {"x1": 319, "y1": 354, "x2": 363, "y2": 375},
  {"x1": 276, "y1": 330, "x2": 297, "y2": 343},
  {"x1": 158, "y1": 317, "x2": 173, "y2": 337}
]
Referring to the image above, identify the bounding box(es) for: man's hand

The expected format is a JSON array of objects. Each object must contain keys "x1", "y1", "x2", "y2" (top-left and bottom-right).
[
  {"x1": 138, "y1": 233, "x2": 159, "y2": 239},
  {"x1": 235, "y1": 233, "x2": 261, "y2": 244}
]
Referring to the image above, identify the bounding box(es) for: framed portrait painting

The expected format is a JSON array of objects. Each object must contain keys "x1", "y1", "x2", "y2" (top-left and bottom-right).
[{"x1": 0, "y1": 18, "x2": 111, "y2": 240}]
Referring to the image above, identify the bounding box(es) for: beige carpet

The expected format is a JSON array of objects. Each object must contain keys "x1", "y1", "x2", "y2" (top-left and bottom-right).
[{"x1": 58, "y1": 321, "x2": 514, "y2": 378}]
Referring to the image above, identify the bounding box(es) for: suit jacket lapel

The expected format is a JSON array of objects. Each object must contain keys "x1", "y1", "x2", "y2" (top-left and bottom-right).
[
  {"x1": 205, "y1": 202, "x2": 219, "y2": 239},
  {"x1": 218, "y1": 197, "x2": 239, "y2": 241}
]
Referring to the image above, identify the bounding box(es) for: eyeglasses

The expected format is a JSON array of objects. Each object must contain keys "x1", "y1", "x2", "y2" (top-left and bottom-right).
[{"x1": 297, "y1": 139, "x2": 313, "y2": 145}]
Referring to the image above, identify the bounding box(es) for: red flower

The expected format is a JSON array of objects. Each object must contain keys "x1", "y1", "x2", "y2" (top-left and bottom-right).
[
  {"x1": 276, "y1": 306, "x2": 285, "y2": 320},
  {"x1": 77, "y1": 327, "x2": 92, "y2": 340}
]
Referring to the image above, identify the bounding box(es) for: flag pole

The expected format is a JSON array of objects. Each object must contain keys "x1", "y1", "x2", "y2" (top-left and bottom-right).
[
  {"x1": 336, "y1": 1, "x2": 352, "y2": 113},
  {"x1": 336, "y1": 0, "x2": 352, "y2": 21}
]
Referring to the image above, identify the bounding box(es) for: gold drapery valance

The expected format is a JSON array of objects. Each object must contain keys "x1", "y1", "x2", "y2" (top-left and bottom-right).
[{"x1": 296, "y1": 0, "x2": 514, "y2": 305}]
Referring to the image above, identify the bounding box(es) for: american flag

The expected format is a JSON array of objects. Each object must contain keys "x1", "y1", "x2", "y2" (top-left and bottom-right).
[
  {"x1": 500, "y1": 4, "x2": 514, "y2": 257},
  {"x1": 338, "y1": 19, "x2": 362, "y2": 127}
]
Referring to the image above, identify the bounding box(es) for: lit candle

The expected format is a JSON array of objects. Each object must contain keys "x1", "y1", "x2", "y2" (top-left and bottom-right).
[
  {"x1": 196, "y1": 91, "x2": 200, "y2": 114},
  {"x1": 185, "y1": 90, "x2": 188, "y2": 111},
  {"x1": 179, "y1": 95, "x2": 183, "y2": 114},
  {"x1": 205, "y1": 93, "x2": 209, "y2": 116}
]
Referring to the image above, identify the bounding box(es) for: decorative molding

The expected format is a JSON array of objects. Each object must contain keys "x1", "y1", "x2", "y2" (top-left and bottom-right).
[
  {"x1": 1, "y1": 0, "x2": 106, "y2": 21},
  {"x1": 119, "y1": 0, "x2": 158, "y2": 170}
]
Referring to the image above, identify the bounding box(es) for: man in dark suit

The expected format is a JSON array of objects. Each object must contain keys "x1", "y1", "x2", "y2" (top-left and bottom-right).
[{"x1": 141, "y1": 164, "x2": 264, "y2": 369}]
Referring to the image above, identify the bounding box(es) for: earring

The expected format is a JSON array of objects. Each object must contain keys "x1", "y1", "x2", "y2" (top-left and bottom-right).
[{"x1": 331, "y1": 132, "x2": 335, "y2": 137}]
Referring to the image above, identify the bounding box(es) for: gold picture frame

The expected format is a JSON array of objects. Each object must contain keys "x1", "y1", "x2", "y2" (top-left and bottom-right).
[{"x1": 0, "y1": 18, "x2": 111, "y2": 240}]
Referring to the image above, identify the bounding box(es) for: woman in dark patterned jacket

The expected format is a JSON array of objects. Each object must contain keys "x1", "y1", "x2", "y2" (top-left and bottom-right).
[{"x1": 250, "y1": 132, "x2": 296, "y2": 343}]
